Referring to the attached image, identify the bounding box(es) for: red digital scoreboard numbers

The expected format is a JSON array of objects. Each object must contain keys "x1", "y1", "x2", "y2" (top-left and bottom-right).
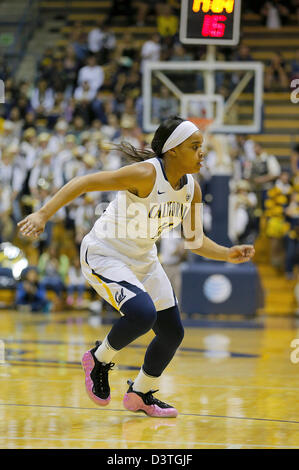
[{"x1": 180, "y1": 0, "x2": 241, "y2": 45}]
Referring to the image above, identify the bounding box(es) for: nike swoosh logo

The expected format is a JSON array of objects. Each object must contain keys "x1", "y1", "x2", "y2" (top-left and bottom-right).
[{"x1": 158, "y1": 190, "x2": 165, "y2": 195}]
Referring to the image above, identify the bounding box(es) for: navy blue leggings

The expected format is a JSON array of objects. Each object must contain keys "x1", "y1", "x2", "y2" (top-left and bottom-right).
[{"x1": 107, "y1": 292, "x2": 184, "y2": 377}]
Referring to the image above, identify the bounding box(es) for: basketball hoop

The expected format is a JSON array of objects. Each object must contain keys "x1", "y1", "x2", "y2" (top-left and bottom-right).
[{"x1": 187, "y1": 117, "x2": 213, "y2": 134}]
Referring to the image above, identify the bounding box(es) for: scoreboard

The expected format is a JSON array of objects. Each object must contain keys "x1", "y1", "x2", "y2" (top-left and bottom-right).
[{"x1": 180, "y1": 0, "x2": 241, "y2": 45}]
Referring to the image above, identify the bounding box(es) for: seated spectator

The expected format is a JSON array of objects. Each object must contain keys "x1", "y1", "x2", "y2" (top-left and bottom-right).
[
  {"x1": 101, "y1": 113, "x2": 119, "y2": 140},
  {"x1": 82, "y1": 152, "x2": 98, "y2": 175},
  {"x1": 30, "y1": 78, "x2": 55, "y2": 114},
  {"x1": 19, "y1": 80, "x2": 31, "y2": 99},
  {"x1": 88, "y1": 17, "x2": 106, "y2": 54},
  {"x1": 0, "y1": 180, "x2": 14, "y2": 243},
  {"x1": 121, "y1": 96, "x2": 137, "y2": 120},
  {"x1": 56, "y1": 133, "x2": 77, "y2": 175},
  {"x1": 90, "y1": 119, "x2": 103, "y2": 134},
  {"x1": 100, "y1": 141, "x2": 122, "y2": 172},
  {"x1": 170, "y1": 43, "x2": 193, "y2": 61},
  {"x1": 37, "y1": 47, "x2": 54, "y2": 81},
  {"x1": 263, "y1": 184, "x2": 289, "y2": 271},
  {"x1": 51, "y1": 53, "x2": 69, "y2": 93},
  {"x1": 88, "y1": 17, "x2": 116, "y2": 64},
  {"x1": 248, "y1": 142, "x2": 281, "y2": 210},
  {"x1": 16, "y1": 267, "x2": 51, "y2": 313},
  {"x1": 8, "y1": 107, "x2": 24, "y2": 139},
  {"x1": 233, "y1": 45, "x2": 253, "y2": 62},
  {"x1": 63, "y1": 146, "x2": 86, "y2": 181},
  {"x1": 260, "y1": 0, "x2": 290, "y2": 28},
  {"x1": 69, "y1": 21, "x2": 88, "y2": 62},
  {"x1": 63, "y1": 45, "x2": 79, "y2": 97},
  {"x1": 38, "y1": 244, "x2": 69, "y2": 308},
  {"x1": 98, "y1": 23, "x2": 116, "y2": 63},
  {"x1": 264, "y1": 52, "x2": 289, "y2": 90},
  {"x1": 2, "y1": 78, "x2": 18, "y2": 118},
  {"x1": 157, "y1": 4, "x2": 179, "y2": 38},
  {"x1": 22, "y1": 111, "x2": 37, "y2": 132},
  {"x1": 70, "y1": 115, "x2": 86, "y2": 136},
  {"x1": 152, "y1": 86, "x2": 179, "y2": 122},
  {"x1": 229, "y1": 180, "x2": 258, "y2": 244},
  {"x1": 275, "y1": 169, "x2": 293, "y2": 195},
  {"x1": 66, "y1": 257, "x2": 86, "y2": 307},
  {"x1": 83, "y1": 131, "x2": 102, "y2": 158},
  {"x1": 77, "y1": 54, "x2": 104, "y2": 96},
  {"x1": 28, "y1": 176, "x2": 66, "y2": 254},
  {"x1": 291, "y1": 49, "x2": 299, "y2": 81},
  {"x1": 114, "y1": 115, "x2": 141, "y2": 149},
  {"x1": 74, "y1": 80, "x2": 97, "y2": 103},
  {"x1": 204, "y1": 135, "x2": 233, "y2": 176},
  {"x1": 285, "y1": 192, "x2": 299, "y2": 279},
  {"x1": 119, "y1": 69, "x2": 141, "y2": 100},
  {"x1": 29, "y1": 150, "x2": 63, "y2": 198},
  {"x1": 0, "y1": 144, "x2": 25, "y2": 223},
  {"x1": 0, "y1": 120, "x2": 19, "y2": 147},
  {"x1": 115, "y1": 32, "x2": 139, "y2": 64},
  {"x1": 20, "y1": 127, "x2": 38, "y2": 173},
  {"x1": 48, "y1": 118, "x2": 69, "y2": 152},
  {"x1": 140, "y1": 33, "x2": 161, "y2": 74},
  {"x1": 74, "y1": 193, "x2": 98, "y2": 250},
  {"x1": 227, "y1": 134, "x2": 257, "y2": 184},
  {"x1": 291, "y1": 145, "x2": 299, "y2": 177},
  {"x1": 73, "y1": 97, "x2": 93, "y2": 127},
  {"x1": 35, "y1": 132, "x2": 51, "y2": 158},
  {"x1": 90, "y1": 90, "x2": 108, "y2": 123}
]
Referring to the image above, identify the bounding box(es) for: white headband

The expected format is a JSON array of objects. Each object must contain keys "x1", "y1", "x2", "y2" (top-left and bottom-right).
[{"x1": 161, "y1": 121, "x2": 199, "y2": 154}]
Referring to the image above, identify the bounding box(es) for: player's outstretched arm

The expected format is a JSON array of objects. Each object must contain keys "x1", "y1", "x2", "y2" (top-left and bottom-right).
[
  {"x1": 192, "y1": 236, "x2": 255, "y2": 263},
  {"x1": 186, "y1": 179, "x2": 255, "y2": 263},
  {"x1": 18, "y1": 162, "x2": 155, "y2": 239}
]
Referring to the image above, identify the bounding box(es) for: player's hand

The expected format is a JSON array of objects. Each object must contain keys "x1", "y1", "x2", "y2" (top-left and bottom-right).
[
  {"x1": 227, "y1": 245, "x2": 255, "y2": 264},
  {"x1": 17, "y1": 211, "x2": 47, "y2": 239}
]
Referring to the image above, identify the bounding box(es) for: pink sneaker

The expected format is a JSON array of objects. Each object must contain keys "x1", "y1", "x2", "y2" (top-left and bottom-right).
[
  {"x1": 81, "y1": 341, "x2": 114, "y2": 406},
  {"x1": 123, "y1": 380, "x2": 178, "y2": 418},
  {"x1": 66, "y1": 295, "x2": 74, "y2": 306}
]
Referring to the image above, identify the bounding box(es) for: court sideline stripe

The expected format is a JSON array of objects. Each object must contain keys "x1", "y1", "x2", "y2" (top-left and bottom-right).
[
  {"x1": 0, "y1": 403, "x2": 299, "y2": 425},
  {"x1": 1, "y1": 338, "x2": 260, "y2": 358},
  {"x1": 2, "y1": 376, "x2": 299, "y2": 392}
]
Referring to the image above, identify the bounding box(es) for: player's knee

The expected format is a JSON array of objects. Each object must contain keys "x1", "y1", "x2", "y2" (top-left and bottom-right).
[
  {"x1": 169, "y1": 324, "x2": 185, "y2": 349},
  {"x1": 121, "y1": 292, "x2": 157, "y2": 334}
]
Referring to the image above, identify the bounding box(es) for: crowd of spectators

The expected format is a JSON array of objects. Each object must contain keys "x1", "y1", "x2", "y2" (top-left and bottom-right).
[
  {"x1": 248, "y1": 0, "x2": 299, "y2": 26},
  {"x1": 0, "y1": 0, "x2": 298, "y2": 313}
]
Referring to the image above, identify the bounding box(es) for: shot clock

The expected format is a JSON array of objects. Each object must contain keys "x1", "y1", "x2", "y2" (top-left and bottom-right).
[{"x1": 180, "y1": 0, "x2": 241, "y2": 45}]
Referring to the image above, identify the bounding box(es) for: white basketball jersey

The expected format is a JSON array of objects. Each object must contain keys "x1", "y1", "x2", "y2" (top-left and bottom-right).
[{"x1": 91, "y1": 157, "x2": 195, "y2": 260}]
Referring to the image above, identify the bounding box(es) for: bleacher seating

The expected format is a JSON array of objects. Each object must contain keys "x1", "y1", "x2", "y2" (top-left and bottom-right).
[{"x1": 39, "y1": 2, "x2": 299, "y2": 165}]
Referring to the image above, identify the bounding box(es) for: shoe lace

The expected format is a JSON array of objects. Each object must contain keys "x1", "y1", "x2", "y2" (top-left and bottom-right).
[
  {"x1": 94, "y1": 362, "x2": 115, "y2": 392},
  {"x1": 142, "y1": 389, "x2": 167, "y2": 407}
]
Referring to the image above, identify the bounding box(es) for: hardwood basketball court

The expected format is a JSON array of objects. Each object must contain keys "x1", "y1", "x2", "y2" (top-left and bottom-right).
[{"x1": 1, "y1": 310, "x2": 299, "y2": 449}]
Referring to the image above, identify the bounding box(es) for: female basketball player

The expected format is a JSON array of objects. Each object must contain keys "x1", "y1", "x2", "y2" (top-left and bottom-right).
[{"x1": 18, "y1": 116, "x2": 255, "y2": 418}]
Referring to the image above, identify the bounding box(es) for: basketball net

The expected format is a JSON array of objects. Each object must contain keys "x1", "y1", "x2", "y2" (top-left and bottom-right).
[{"x1": 187, "y1": 117, "x2": 213, "y2": 136}]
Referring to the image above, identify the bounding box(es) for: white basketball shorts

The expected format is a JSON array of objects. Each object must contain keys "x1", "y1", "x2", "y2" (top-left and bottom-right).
[{"x1": 80, "y1": 231, "x2": 177, "y2": 313}]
